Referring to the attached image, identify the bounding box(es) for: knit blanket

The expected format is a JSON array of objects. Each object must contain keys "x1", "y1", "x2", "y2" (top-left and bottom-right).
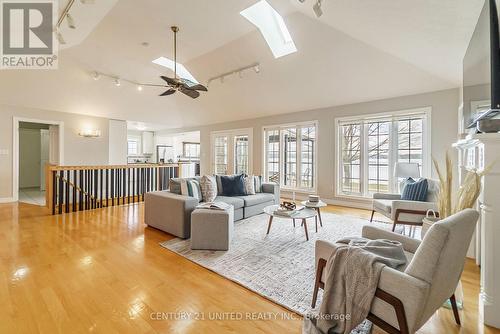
[{"x1": 304, "y1": 238, "x2": 407, "y2": 334}]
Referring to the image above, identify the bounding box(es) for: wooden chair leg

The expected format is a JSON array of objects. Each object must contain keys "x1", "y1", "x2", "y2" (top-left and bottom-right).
[
  {"x1": 450, "y1": 294, "x2": 461, "y2": 325},
  {"x1": 370, "y1": 210, "x2": 375, "y2": 222},
  {"x1": 312, "y1": 258, "x2": 327, "y2": 308}
]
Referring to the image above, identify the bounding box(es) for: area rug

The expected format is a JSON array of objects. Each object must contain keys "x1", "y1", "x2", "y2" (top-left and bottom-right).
[{"x1": 160, "y1": 212, "x2": 390, "y2": 333}]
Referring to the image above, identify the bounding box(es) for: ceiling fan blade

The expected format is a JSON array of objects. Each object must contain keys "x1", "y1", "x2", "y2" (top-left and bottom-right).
[
  {"x1": 179, "y1": 86, "x2": 200, "y2": 99},
  {"x1": 159, "y1": 88, "x2": 176, "y2": 96},
  {"x1": 189, "y1": 84, "x2": 208, "y2": 92},
  {"x1": 160, "y1": 76, "x2": 178, "y2": 86}
]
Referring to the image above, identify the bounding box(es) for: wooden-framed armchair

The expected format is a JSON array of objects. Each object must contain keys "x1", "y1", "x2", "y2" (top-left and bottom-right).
[
  {"x1": 312, "y1": 209, "x2": 479, "y2": 334},
  {"x1": 370, "y1": 179, "x2": 439, "y2": 233}
]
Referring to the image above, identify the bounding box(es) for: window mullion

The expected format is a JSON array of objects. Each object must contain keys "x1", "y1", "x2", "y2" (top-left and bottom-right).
[
  {"x1": 296, "y1": 126, "x2": 302, "y2": 189},
  {"x1": 361, "y1": 121, "x2": 369, "y2": 196}
]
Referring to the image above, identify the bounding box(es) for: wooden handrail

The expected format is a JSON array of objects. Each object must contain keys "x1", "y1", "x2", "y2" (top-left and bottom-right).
[{"x1": 46, "y1": 163, "x2": 183, "y2": 214}]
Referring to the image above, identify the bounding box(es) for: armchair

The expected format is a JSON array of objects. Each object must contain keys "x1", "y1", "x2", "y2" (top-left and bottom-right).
[
  {"x1": 312, "y1": 209, "x2": 479, "y2": 334},
  {"x1": 370, "y1": 179, "x2": 439, "y2": 233}
]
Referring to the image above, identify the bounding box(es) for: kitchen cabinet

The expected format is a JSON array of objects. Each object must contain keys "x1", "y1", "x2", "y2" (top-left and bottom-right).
[{"x1": 142, "y1": 132, "x2": 154, "y2": 155}]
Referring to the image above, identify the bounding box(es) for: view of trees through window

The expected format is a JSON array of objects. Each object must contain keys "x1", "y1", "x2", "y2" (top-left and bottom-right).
[{"x1": 339, "y1": 114, "x2": 426, "y2": 197}]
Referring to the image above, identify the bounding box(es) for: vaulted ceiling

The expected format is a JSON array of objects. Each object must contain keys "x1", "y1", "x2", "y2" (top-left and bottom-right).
[{"x1": 0, "y1": 0, "x2": 485, "y2": 129}]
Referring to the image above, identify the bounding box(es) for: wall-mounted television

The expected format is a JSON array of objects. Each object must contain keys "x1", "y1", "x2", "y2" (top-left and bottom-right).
[{"x1": 463, "y1": 0, "x2": 500, "y2": 129}]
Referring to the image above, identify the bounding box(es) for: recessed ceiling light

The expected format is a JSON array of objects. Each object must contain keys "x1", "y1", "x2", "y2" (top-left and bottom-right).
[
  {"x1": 152, "y1": 57, "x2": 199, "y2": 84},
  {"x1": 240, "y1": 0, "x2": 297, "y2": 58},
  {"x1": 313, "y1": 0, "x2": 323, "y2": 18},
  {"x1": 137, "y1": 84, "x2": 143, "y2": 91}
]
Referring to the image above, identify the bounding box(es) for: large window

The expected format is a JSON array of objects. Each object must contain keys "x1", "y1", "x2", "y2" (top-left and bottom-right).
[
  {"x1": 214, "y1": 136, "x2": 228, "y2": 175},
  {"x1": 235, "y1": 136, "x2": 249, "y2": 174},
  {"x1": 337, "y1": 109, "x2": 429, "y2": 197},
  {"x1": 183, "y1": 142, "x2": 200, "y2": 159},
  {"x1": 211, "y1": 129, "x2": 253, "y2": 175},
  {"x1": 264, "y1": 122, "x2": 317, "y2": 191}
]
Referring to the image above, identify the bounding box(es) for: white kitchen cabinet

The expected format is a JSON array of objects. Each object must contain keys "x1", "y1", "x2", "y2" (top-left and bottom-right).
[{"x1": 142, "y1": 132, "x2": 154, "y2": 155}]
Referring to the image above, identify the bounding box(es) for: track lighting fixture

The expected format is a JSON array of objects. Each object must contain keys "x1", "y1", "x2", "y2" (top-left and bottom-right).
[
  {"x1": 55, "y1": 29, "x2": 66, "y2": 44},
  {"x1": 80, "y1": 0, "x2": 95, "y2": 3},
  {"x1": 253, "y1": 65, "x2": 260, "y2": 73},
  {"x1": 66, "y1": 13, "x2": 76, "y2": 29},
  {"x1": 313, "y1": 0, "x2": 323, "y2": 18},
  {"x1": 114, "y1": 78, "x2": 121, "y2": 87},
  {"x1": 92, "y1": 71, "x2": 100, "y2": 80}
]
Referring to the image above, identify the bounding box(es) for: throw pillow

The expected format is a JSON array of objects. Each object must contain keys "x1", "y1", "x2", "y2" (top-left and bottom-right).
[
  {"x1": 253, "y1": 175, "x2": 263, "y2": 193},
  {"x1": 220, "y1": 174, "x2": 246, "y2": 196},
  {"x1": 200, "y1": 175, "x2": 217, "y2": 202},
  {"x1": 401, "y1": 178, "x2": 428, "y2": 202},
  {"x1": 243, "y1": 175, "x2": 256, "y2": 195},
  {"x1": 215, "y1": 175, "x2": 224, "y2": 195},
  {"x1": 180, "y1": 179, "x2": 202, "y2": 202}
]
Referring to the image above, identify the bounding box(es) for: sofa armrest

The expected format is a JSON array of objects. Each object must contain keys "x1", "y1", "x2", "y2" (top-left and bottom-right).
[
  {"x1": 262, "y1": 182, "x2": 280, "y2": 204},
  {"x1": 391, "y1": 200, "x2": 438, "y2": 221},
  {"x1": 373, "y1": 193, "x2": 401, "y2": 200},
  {"x1": 315, "y1": 240, "x2": 340, "y2": 269},
  {"x1": 371, "y1": 267, "x2": 430, "y2": 332},
  {"x1": 362, "y1": 225, "x2": 421, "y2": 253},
  {"x1": 144, "y1": 191, "x2": 199, "y2": 238}
]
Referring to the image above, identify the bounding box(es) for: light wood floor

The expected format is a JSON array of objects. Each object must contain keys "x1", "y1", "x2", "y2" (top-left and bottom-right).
[{"x1": 0, "y1": 202, "x2": 498, "y2": 334}]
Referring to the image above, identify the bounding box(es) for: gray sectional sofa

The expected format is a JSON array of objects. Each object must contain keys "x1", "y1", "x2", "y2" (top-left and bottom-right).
[{"x1": 144, "y1": 176, "x2": 279, "y2": 238}]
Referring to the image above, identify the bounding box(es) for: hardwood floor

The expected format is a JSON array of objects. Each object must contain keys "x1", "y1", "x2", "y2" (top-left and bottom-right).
[{"x1": 0, "y1": 202, "x2": 498, "y2": 334}]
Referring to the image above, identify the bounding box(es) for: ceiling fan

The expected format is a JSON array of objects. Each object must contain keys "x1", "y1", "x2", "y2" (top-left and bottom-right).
[{"x1": 158, "y1": 26, "x2": 207, "y2": 98}]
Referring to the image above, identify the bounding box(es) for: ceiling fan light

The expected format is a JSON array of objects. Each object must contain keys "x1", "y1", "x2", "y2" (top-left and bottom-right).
[{"x1": 66, "y1": 13, "x2": 76, "y2": 29}]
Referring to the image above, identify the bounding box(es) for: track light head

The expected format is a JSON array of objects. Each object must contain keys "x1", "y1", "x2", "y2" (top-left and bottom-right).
[
  {"x1": 92, "y1": 71, "x2": 100, "y2": 80},
  {"x1": 114, "y1": 78, "x2": 121, "y2": 87},
  {"x1": 80, "y1": 0, "x2": 95, "y2": 3},
  {"x1": 313, "y1": 0, "x2": 323, "y2": 17},
  {"x1": 253, "y1": 65, "x2": 260, "y2": 73},
  {"x1": 55, "y1": 29, "x2": 66, "y2": 44},
  {"x1": 66, "y1": 13, "x2": 76, "y2": 29}
]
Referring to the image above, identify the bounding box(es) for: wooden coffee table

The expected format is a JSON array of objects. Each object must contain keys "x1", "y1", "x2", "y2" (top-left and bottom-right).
[
  {"x1": 301, "y1": 200, "x2": 327, "y2": 228},
  {"x1": 263, "y1": 205, "x2": 317, "y2": 241}
]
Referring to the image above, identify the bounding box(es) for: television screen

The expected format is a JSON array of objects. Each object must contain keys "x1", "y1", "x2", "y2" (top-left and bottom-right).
[{"x1": 463, "y1": 0, "x2": 492, "y2": 128}]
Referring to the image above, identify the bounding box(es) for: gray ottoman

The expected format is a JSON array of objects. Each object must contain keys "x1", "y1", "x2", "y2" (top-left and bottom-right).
[{"x1": 190, "y1": 206, "x2": 234, "y2": 251}]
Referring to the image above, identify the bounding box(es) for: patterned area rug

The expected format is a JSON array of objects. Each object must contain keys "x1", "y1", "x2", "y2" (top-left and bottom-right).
[{"x1": 160, "y1": 212, "x2": 390, "y2": 333}]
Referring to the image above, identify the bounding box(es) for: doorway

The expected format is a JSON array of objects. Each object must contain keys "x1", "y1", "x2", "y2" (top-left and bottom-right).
[{"x1": 13, "y1": 118, "x2": 64, "y2": 206}]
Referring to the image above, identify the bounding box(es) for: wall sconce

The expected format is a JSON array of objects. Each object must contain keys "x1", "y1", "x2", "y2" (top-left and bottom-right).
[{"x1": 78, "y1": 129, "x2": 101, "y2": 138}]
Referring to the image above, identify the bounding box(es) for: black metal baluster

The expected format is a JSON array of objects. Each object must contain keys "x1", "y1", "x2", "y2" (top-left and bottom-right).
[
  {"x1": 105, "y1": 169, "x2": 109, "y2": 207},
  {"x1": 123, "y1": 168, "x2": 126, "y2": 205},
  {"x1": 132, "y1": 168, "x2": 136, "y2": 203},
  {"x1": 72, "y1": 170, "x2": 77, "y2": 212},
  {"x1": 93, "y1": 169, "x2": 98, "y2": 209},
  {"x1": 65, "y1": 170, "x2": 70, "y2": 213},
  {"x1": 100, "y1": 169, "x2": 103, "y2": 208},
  {"x1": 52, "y1": 170, "x2": 57, "y2": 215},
  {"x1": 58, "y1": 170, "x2": 64, "y2": 214},
  {"x1": 79, "y1": 170, "x2": 83, "y2": 211},
  {"x1": 111, "y1": 169, "x2": 115, "y2": 206}
]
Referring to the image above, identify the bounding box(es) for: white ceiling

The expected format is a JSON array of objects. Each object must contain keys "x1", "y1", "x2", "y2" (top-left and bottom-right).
[{"x1": 0, "y1": 0, "x2": 485, "y2": 130}]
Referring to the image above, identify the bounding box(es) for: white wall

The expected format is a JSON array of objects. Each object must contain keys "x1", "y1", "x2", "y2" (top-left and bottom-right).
[
  {"x1": 18, "y1": 128, "x2": 42, "y2": 188},
  {"x1": 157, "y1": 88, "x2": 460, "y2": 206},
  {"x1": 0, "y1": 104, "x2": 111, "y2": 199},
  {"x1": 108, "y1": 119, "x2": 127, "y2": 165}
]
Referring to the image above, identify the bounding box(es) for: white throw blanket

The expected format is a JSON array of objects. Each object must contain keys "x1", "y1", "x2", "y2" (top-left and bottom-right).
[{"x1": 304, "y1": 238, "x2": 407, "y2": 334}]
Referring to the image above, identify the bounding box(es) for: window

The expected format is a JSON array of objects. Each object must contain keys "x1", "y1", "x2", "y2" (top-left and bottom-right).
[
  {"x1": 235, "y1": 136, "x2": 249, "y2": 174},
  {"x1": 337, "y1": 109, "x2": 430, "y2": 198},
  {"x1": 183, "y1": 142, "x2": 200, "y2": 159},
  {"x1": 127, "y1": 139, "x2": 139, "y2": 156},
  {"x1": 214, "y1": 136, "x2": 228, "y2": 175},
  {"x1": 264, "y1": 122, "x2": 317, "y2": 191},
  {"x1": 211, "y1": 128, "x2": 253, "y2": 175}
]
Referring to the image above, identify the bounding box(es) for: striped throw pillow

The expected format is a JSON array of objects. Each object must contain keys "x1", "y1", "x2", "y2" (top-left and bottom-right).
[
  {"x1": 253, "y1": 175, "x2": 263, "y2": 193},
  {"x1": 181, "y1": 179, "x2": 202, "y2": 202},
  {"x1": 401, "y1": 178, "x2": 428, "y2": 202}
]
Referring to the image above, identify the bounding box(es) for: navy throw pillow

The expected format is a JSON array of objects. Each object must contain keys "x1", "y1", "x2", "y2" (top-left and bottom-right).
[
  {"x1": 401, "y1": 178, "x2": 428, "y2": 202},
  {"x1": 220, "y1": 174, "x2": 246, "y2": 196}
]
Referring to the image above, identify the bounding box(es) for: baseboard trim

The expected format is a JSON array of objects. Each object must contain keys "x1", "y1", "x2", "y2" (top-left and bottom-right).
[
  {"x1": 323, "y1": 198, "x2": 372, "y2": 210},
  {"x1": 0, "y1": 197, "x2": 15, "y2": 203}
]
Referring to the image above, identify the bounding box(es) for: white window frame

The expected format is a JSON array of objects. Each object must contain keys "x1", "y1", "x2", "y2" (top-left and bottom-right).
[
  {"x1": 210, "y1": 128, "x2": 253, "y2": 175},
  {"x1": 262, "y1": 120, "x2": 318, "y2": 193},
  {"x1": 334, "y1": 107, "x2": 431, "y2": 199}
]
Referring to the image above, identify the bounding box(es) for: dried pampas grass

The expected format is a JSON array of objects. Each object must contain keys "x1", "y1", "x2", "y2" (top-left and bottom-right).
[{"x1": 433, "y1": 151, "x2": 490, "y2": 219}]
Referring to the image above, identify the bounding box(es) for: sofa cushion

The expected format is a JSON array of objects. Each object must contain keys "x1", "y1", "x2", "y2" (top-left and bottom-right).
[
  {"x1": 373, "y1": 199, "x2": 392, "y2": 214},
  {"x1": 220, "y1": 174, "x2": 246, "y2": 196},
  {"x1": 214, "y1": 196, "x2": 245, "y2": 209},
  {"x1": 236, "y1": 193, "x2": 275, "y2": 207}
]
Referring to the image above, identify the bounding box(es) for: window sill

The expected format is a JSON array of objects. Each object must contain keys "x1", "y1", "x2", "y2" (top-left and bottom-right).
[{"x1": 280, "y1": 187, "x2": 317, "y2": 195}]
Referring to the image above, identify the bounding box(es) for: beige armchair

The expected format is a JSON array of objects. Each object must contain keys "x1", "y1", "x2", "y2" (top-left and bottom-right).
[
  {"x1": 370, "y1": 179, "x2": 439, "y2": 233},
  {"x1": 312, "y1": 209, "x2": 479, "y2": 334}
]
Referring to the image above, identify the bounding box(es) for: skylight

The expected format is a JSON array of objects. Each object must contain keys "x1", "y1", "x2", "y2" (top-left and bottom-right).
[
  {"x1": 240, "y1": 0, "x2": 297, "y2": 59},
  {"x1": 152, "y1": 57, "x2": 199, "y2": 84}
]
